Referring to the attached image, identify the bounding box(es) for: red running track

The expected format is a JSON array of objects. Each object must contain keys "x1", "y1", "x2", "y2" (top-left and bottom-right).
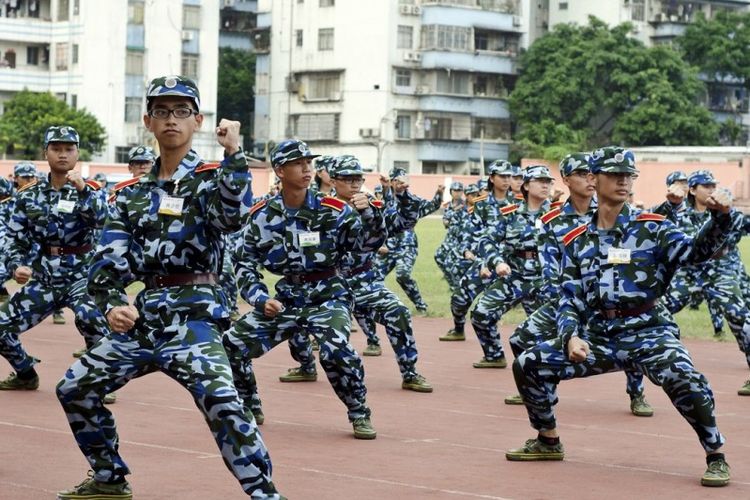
[{"x1": 0, "y1": 311, "x2": 747, "y2": 499}]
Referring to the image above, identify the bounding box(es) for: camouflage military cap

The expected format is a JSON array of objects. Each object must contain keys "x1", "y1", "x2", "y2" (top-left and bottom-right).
[
  {"x1": 488, "y1": 160, "x2": 513, "y2": 176},
  {"x1": 666, "y1": 170, "x2": 688, "y2": 186},
  {"x1": 0, "y1": 177, "x2": 12, "y2": 197},
  {"x1": 93, "y1": 173, "x2": 107, "y2": 183},
  {"x1": 688, "y1": 169, "x2": 717, "y2": 187},
  {"x1": 146, "y1": 75, "x2": 201, "y2": 110},
  {"x1": 129, "y1": 145, "x2": 156, "y2": 163},
  {"x1": 477, "y1": 178, "x2": 488, "y2": 190},
  {"x1": 13, "y1": 161, "x2": 37, "y2": 177},
  {"x1": 523, "y1": 165, "x2": 554, "y2": 182},
  {"x1": 44, "y1": 126, "x2": 79, "y2": 147},
  {"x1": 35, "y1": 171, "x2": 47, "y2": 181},
  {"x1": 589, "y1": 146, "x2": 637, "y2": 174},
  {"x1": 450, "y1": 181, "x2": 464, "y2": 191},
  {"x1": 315, "y1": 155, "x2": 336, "y2": 172},
  {"x1": 271, "y1": 139, "x2": 319, "y2": 168},
  {"x1": 559, "y1": 152, "x2": 591, "y2": 177},
  {"x1": 510, "y1": 165, "x2": 524, "y2": 177},
  {"x1": 389, "y1": 166, "x2": 407, "y2": 180},
  {"x1": 464, "y1": 183, "x2": 480, "y2": 195},
  {"x1": 373, "y1": 184, "x2": 383, "y2": 193},
  {"x1": 329, "y1": 155, "x2": 364, "y2": 178}
]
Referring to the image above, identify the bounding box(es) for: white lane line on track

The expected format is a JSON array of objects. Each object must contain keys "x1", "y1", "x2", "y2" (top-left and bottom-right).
[{"x1": 0, "y1": 480, "x2": 57, "y2": 494}]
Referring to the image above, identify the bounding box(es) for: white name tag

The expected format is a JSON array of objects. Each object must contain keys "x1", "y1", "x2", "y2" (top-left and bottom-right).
[
  {"x1": 299, "y1": 231, "x2": 320, "y2": 247},
  {"x1": 534, "y1": 218, "x2": 543, "y2": 230},
  {"x1": 607, "y1": 247, "x2": 631, "y2": 264},
  {"x1": 57, "y1": 199, "x2": 76, "y2": 214},
  {"x1": 158, "y1": 195, "x2": 185, "y2": 216}
]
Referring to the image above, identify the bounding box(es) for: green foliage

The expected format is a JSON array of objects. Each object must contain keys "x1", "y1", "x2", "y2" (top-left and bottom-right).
[
  {"x1": 0, "y1": 90, "x2": 106, "y2": 160},
  {"x1": 217, "y1": 47, "x2": 255, "y2": 151},
  {"x1": 510, "y1": 17, "x2": 718, "y2": 158}
]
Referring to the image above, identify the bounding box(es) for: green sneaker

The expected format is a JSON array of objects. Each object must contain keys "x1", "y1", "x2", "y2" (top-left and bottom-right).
[
  {"x1": 57, "y1": 472, "x2": 132, "y2": 499},
  {"x1": 473, "y1": 356, "x2": 508, "y2": 369},
  {"x1": 72, "y1": 348, "x2": 87, "y2": 359},
  {"x1": 229, "y1": 310, "x2": 241, "y2": 322},
  {"x1": 53, "y1": 312, "x2": 66, "y2": 325},
  {"x1": 738, "y1": 379, "x2": 750, "y2": 396},
  {"x1": 252, "y1": 408, "x2": 265, "y2": 426},
  {"x1": 0, "y1": 372, "x2": 39, "y2": 391},
  {"x1": 630, "y1": 394, "x2": 654, "y2": 417},
  {"x1": 504, "y1": 394, "x2": 524, "y2": 405},
  {"x1": 278, "y1": 367, "x2": 317, "y2": 383},
  {"x1": 311, "y1": 338, "x2": 320, "y2": 351},
  {"x1": 352, "y1": 417, "x2": 377, "y2": 440},
  {"x1": 363, "y1": 344, "x2": 382, "y2": 356},
  {"x1": 506, "y1": 438, "x2": 564, "y2": 461},
  {"x1": 402, "y1": 374, "x2": 433, "y2": 393},
  {"x1": 701, "y1": 457, "x2": 730, "y2": 487},
  {"x1": 103, "y1": 393, "x2": 117, "y2": 405},
  {"x1": 438, "y1": 329, "x2": 465, "y2": 341}
]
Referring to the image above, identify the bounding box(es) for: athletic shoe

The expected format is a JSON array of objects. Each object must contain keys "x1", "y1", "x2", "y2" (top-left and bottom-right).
[
  {"x1": 402, "y1": 374, "x2": 433, "y2": 393},
  {"x1": 738, "y1": 379, "x2": 750, "y2": 396},
  {"x1": 72, "y1": 348, "x2": 87, "y2": 359},
  {"x1": 53, "y1": 312, "x2": 66, "y2": 324},
  {"x1": 504, "y1": 394, "x2": 524, "y2": 405},
  {"x1": 363, "y1": 344, "x2": 382, "y2": 356},
  {"x1": 252, "y1": 409, "x2": 265, "y2": 426},
  {"x1": 630, "y1": 394, "x2": 654, "y2": 417},
  {"x1": 103, "y1": 393, "x2": 117, "y2": 405},
  {"x1": 0, "y1": 372, "x2": 39, "y2": 391},
  {"x1": 438, "y1": 329, "x2": 465, "y2": 341},
  {"x1": 278, "y1": 367, "x2": 317, "y2": 383},
  {"x1": 352, "y1": 417, "x2": 377, "y2": 439},
  {"x1": 506, "y1": 438, "x2": 564, "y2": 461},
  {"x1": 701, "y1": 457, "x2": 730, "y2": 487},
  {"x1": 472, "y1": 356, "x2": 508, "y2": 369},
  {"x1": 57, "y1": 472, "x2": 132, "y2": 499}
]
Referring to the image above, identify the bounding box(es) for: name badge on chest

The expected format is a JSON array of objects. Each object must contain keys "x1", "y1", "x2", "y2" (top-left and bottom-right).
[
  {"x1": 299, "y1": 231, "x2": 321, "y2": 247},
  {"x1": 534, "y1": 218, "x2": 543, "y2": 230},
  {"x1": 56, "y1": 199, "x2": 76, "y2": 214},
  {"x1": 607, "y1": 247, "x2": 631, "y2": 264},
  {"x1": 158, "y1": 195, "x2": 185, "y2": 216}
]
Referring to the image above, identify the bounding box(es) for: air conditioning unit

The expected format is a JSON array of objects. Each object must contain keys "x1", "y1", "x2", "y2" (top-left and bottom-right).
[
  {"x1": 359, "y1": 128, "x2": 375, "y2": 138},
  {"x1": 513, "y1": 15, "x2": 521, "y2": 27},
  {"x1": 411, "y1": 6, "x2": 421, "y2": 15},
  {"x1": 653, "y1": 12, "x2": 664, "y2": 22},
  {"x1": 399, "y1": 5, "x2": 411, "y2": 14},
  {"x1": 404, "y1": 51, "x2": 422, "y2": 62},
  {"x1": 181, "y1": 30, "x2": 194, "y2": 41},
  {"x1": 286, "y1": 78, "x2": 300, "y2": 93}
]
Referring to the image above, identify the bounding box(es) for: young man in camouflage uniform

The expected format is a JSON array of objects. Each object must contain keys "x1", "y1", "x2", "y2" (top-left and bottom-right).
[
  {"x1": 0, "y1": 175, "x2": 16, "y2": 303},
  {"x1": 223, "y1": 140, "x2": 384, "y2": 440},
  {"x1": 508, "y1": 146, "x2": 732, "y2": 487},
  {"x1": 0, "y1": 127, "x2": 111, "y2": 393},
  {"x1": 434, "y1": 181, "x2": 466, "y2": 291},
  {"x1": 56, "y1": 76, "x2": 282, "y2": 499},
  {"x1": 504, "y1": 153, "x2": 653, "y2": 417}
]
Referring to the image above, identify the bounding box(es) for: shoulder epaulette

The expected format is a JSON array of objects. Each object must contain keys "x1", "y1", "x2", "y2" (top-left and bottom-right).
[
  {"x1": 195, "y1": 162, "x2": 221, "y2": 173},
  {"x1": 370, "y1": 199, "x2": 384, "y2": 209},
  {"x1": 16, "y1": 180, "x2": 37, "y2": 193},
  {"x1": 474, "y1": 194, "x2": 488, "y2": 203},
  {"x1": 540, "y1": 207, "x2": 562, "y2": 224},
  {"x1": 468, "y1": 206, "x2": 474, "y2": 214},
  {"x1": 563, "y1": 225, "x2": 588, "y2": 246},
  {"x1": 500, "y1": 203, "x2": 519, "y2": 216},
  {"x1": 85, "y1": 180, "x2": 102, "y2": 191},
  {"x1": 112, "y1": 177, "x2": 141, "y2": 192},
  {"x1": 249, "y1": 199, "x2": 267, "y2": 216},
  {"x1": 321, "y1": 196, "x2": 346, "y2": 211},
  {"x1": 514, "y1": 193, "x2": 524, "y2": 200},
  {"x1": 550, "y1": 200, "x2": 564, "y2": 210},
  {"x1": 635, "y1": 213, "x2": 666, "y2": 223},
  {"x1": 0, "y1": 196, "x2": 12, "y2": 204}
]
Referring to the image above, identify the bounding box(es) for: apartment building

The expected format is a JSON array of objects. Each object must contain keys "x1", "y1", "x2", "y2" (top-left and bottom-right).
[
  {"x1": 0, "y1": 0, "x2": 221, "y2": 162},
  {"x1": 254, "y1": 0, "x2": 530, "y2": 175}
]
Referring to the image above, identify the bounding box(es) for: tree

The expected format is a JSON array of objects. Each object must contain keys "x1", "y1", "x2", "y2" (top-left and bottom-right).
[
  {"x1": 0, "y1": 90, "x2": 106, "y2": 160},
  {"x1": 217, "y1": 47, "x2": 255, "y2": 152},
  {"x1": 509, "y1": 17, "x2": 718, "y2": 161}
]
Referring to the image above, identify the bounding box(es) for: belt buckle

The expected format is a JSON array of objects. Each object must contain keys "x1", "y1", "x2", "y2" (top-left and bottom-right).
[{"x1": 49, "y1": 246, "x2": 61, "y2": 256}]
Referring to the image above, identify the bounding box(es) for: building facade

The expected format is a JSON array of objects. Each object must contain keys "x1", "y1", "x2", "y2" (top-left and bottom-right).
[
  {"x1": 0, "y1": 0, "x2": 221, "y2": 162},
  {"x1": 254, "y1": 0, "x2": 531, "y2": 175}
]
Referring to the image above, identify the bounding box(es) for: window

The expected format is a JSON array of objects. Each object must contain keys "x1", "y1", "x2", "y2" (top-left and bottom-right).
[
  {"x1": 421, "y1": 25, "x2": 471, "y2": 51},
  {"x1": 397, "y1": 26, "x2": 413, "y2": 49},
  {"x1": 3, "y1": 50, "x2": 16, "y2": 69},
  {"x1": 181, "y1": 54, "x2": 199, "y2": 79},
  {"x1": 128, "y1": 1, "x2": 145, "y2": 24},
  {"x1": 631, "y1": 0, "x2": 645, "y2": 22},
  {"x1": 55, "y1": 43, "x2": 69, "y2": 71},
  {"x1": 289, "y1": 114, "x2": 339, "y2": 141},
  {"x1": 475, "y1": 31, "x2": 488, "y2": 50},
  {"x1": 424, "y1": 116, "x2": 452, "y2": 140},
  {"x1": 558, "y1": 2, "x2": 568, "y2": 10},
  {"x1": 472, "y1": 118, "x2": 510, "y2": 140},
  {"x1": 125, "y1": 97, "x2": 142, "y2": 123},
  {"x1": 27, "y1": 46, "x2": 39, "y2": 65},
  {"x1": 320, "y1": 0, "x2": 335, "y2": 6},
  {"x1": 396, "y1": 115, "x2": 411, "y2": 139},
  {"x1": 72, "y1": 44, "x2": 79, "y2": 64},
  {"x1": 58, "y1": 0, "x2": 69, "y2": 21},
  {"x1": 73, "y1": 0, "x2": 80, "y2": 16},
  {"x1": 318, "y1": 28, "x2": 334, "y2": 50},
  {"x1": 436, "y1": 71, "x2": 469, "y2": 94},
  {"x1": 474, "y1": 75, "x2": 487, "y2": 96},
  {"x1": 395, "y1": 69, "x2": 411, "y2": 87},
  {"x1": 115, "y1": 146, "x2": 132, "y2": 164},
  {"x1": 126, "y1": 50, "x2": 144, "y2": 75},
  {"x1": 71, "y1": 94, "x2": 78, "y2": 109},
  {"x1": 393, "y1": 160, "x2": 409, "y2": 172},
  {"x1": 296, "y1": 29, "x2": 303, "y2": 47},
  {"x1": 183, "y1": 5, "x2": 201, "y2": 29},
  {"x1": 307, "y1": 73, "x2": 340, "y2": 100}
]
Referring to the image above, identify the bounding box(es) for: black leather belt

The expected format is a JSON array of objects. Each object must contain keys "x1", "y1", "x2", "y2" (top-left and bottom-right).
[
  {"x1": 514, "y1": 250, "x2": 538, "y2": 259},
  {"x1": 284, "y1": 268, "x2": 339, "y2": 285},
  {"x1": 45, "y1": 244, "x2": 92, "y2": 256},
  {"x1": 600, "y1": 300, "x2": 657, "y2": 320},
  {"x1": 143, "y1": 272, "x2": 219, "y2": 289}
]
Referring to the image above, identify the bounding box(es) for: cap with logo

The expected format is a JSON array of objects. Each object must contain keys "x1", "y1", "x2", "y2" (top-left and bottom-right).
[
  {"x1": 129, "y1": 145, "x2": 156, "y2": 163},
  {"x1": 146, "y1": 75, "x2": 201, "y2": 111},
  {"x1": 666, "y1": 170, "x2": 688, "y2": 186},
  {"x1": 329, "y1": 155, "x2": 364, "y2": 178},
  {"x1": 464, "y1": 183, "x2": 480, "y2": 195},
  {"x1": 315, "y1": 155, "x2": 336, "y2": 172},
  {"x1": 687, "y1": 169, "x2": 717, "y2": 188},
  {"x1": 450, "y1": 181, "x2": 464, "y2": 191},
  {"x1": 488, "y1": 160, "x2": 513, "y2": 176},
  {"x1": 44, "y1": 126, "x2": 79, "y2": 148},
  {"x1": 589, "y1": 146, "x2": 637, "y2": 174},
  {"x1": 270, "y1": 139, "x2": 319, "y2": 168},
  {"x1": 523, "y1": 165, "x2": 554, "y2": 183},
  {"x1": 389, "y1": 166, "x2": 407, "y2": 180},
  {"x1": 559, "y1": 152, "x2": 591, "y2": 177},
  {"x1": 14, "y1": 161, "x2": 37, "y2": 177}
]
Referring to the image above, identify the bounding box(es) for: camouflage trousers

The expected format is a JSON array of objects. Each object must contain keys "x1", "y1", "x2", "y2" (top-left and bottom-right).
[
  {"x1": 450, "y1": 261, "x2": 494, "y2": 330},
  {"x1": 378, "y1": 247, "x2": 427, "y2": 309},
  {"x1": 434, "y1": 243, "x2": 460, "y2": 291},
  {"x1": 56, "y1": 317, "x2": 280, "y2": 498},
  {"x1": 469, "y1": 276, "x2": 542, "y2": 362},
  {"x1": 664, "y1": 266, "x2": 750, "y2": 368},
  {"x1": 513, "y1": 327, "x2": 725, "y2": 453},
  {"x1": 511, "y1": 302, "x2": 645, "y2": 397},
  {"x1": 0, "y1": 278, "x2": 109, "y2": 373},
  {"x1": 224, "y1": 299, "x2": 371, "y2": 422},
  {"x1": 219, "y1": 255, "x2": 239, "y2": 313}
]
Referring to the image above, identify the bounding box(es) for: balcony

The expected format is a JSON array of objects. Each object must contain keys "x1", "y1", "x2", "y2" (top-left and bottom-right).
[
  {"x1": 0, "y1": 67, "x2": 82, "y2": 92},
  {"x1": 0, "y1": 16, "x2": 54, "y2": 44},
  {"x1": 416, "y1": 139, "x2": 507, "y2": 162},
  {"x1": 421, "y1": 50, "x2": 516, "y2": 74},
  {"x1": 422, "y1": 0, "x2": 519, "y2": 15},
  {"x1": 417, "y1": 94, "x2": 509, "y2": 119},
  {"x1": 422, "y1": 2, "x2": 520, "y2": 31}
]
